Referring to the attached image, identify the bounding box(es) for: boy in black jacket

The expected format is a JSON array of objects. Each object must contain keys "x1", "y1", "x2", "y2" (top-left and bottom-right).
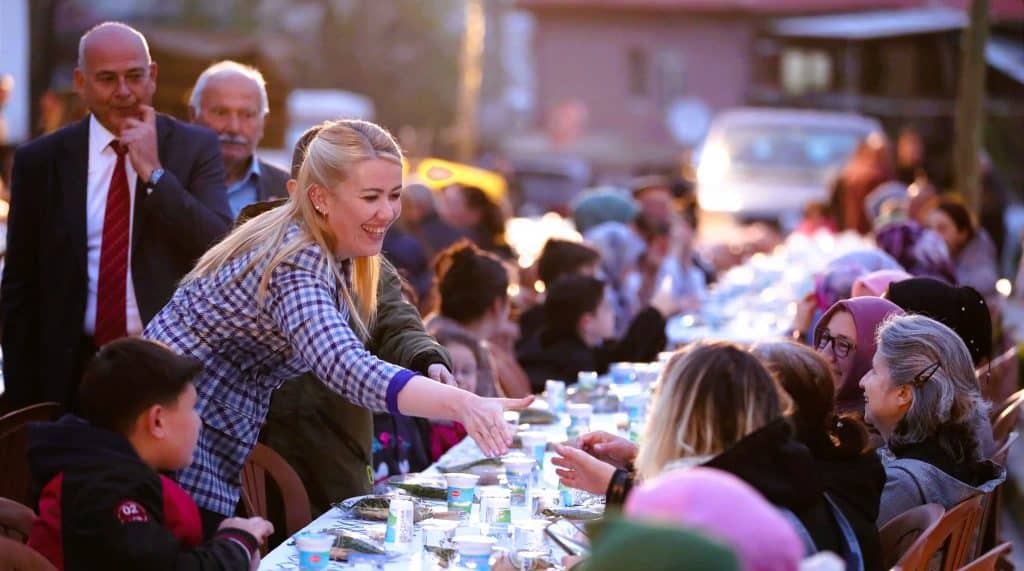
[{"x1": 27, "y1": 338, "x2": 273, "y2": 570}]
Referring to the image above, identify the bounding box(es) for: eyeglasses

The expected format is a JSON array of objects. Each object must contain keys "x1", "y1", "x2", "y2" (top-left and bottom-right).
[
  {"x1": 816, "y1": 331, "x2": 855, "y2": 359},
  {"x1": 913, "y1": 361, "x2": 941, "y2": 386}
]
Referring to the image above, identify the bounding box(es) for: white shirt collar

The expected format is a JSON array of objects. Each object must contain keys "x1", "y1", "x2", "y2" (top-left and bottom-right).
[{"x1": 88, "y1": 114, "x2": 118, "y2": 158}]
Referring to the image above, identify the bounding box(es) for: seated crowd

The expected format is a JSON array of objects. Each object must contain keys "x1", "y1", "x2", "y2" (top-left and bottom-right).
[{"x1": 1, "y1": 20, "x2": 1020, "y2": 571}]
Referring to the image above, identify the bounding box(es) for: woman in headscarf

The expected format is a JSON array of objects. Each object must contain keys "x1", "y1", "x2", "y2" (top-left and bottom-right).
[
  {"x1": 851, "y1": 269, "x2": 912, "y2": 298},
  {"x1": 582, "y1": 221, "x2": 646, "y2": 335},
  {"x1": 874, "y1": 221, "x2": 956, "y2": 283},
  {"x1": 813, "y1": 297, "x2": 905, "y2": 413}
]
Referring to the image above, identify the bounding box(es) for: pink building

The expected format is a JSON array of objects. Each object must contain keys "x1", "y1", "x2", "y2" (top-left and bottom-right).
[{"x1": 515, "y1": 0, "x2": 1024, "y2": 169}]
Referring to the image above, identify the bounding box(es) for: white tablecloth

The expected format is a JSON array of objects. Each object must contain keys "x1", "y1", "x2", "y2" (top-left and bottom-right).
[{"x1": 258, "y1": 412, "x2": 622, "y2": 570}]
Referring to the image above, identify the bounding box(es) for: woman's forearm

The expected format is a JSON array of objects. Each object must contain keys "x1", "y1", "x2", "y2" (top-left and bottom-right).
[
  {"x1": 394, "y1": 375, "x2": 531, "y2": 458},
  {"x1": 395, "y1": 375, "x2": 474, "y2": 420}
]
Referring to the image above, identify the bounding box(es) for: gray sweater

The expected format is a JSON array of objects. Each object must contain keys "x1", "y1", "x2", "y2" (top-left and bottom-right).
[{"x1": 876, "y1": 450, "x2": 1005, "y2": 526}]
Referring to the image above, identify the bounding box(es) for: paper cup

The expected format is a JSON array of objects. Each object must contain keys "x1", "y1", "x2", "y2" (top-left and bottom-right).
[
  {"x1": 454, "y1": 535, "x2": 496, "y2": 569},
  {"x1": 518, "y1": 431, "x2": 547, "y2": 467},
  {"x1": 295, "y1": 532, "x2": 333, "y2": 571},
  {"x1": 445, "y1": 473, "x2": 480, "y2": 513}
]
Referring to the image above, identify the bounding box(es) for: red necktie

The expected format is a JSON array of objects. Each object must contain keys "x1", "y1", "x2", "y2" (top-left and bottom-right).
[{"x1": 94, "y1": 140, "x2": 131, "y2": 346}]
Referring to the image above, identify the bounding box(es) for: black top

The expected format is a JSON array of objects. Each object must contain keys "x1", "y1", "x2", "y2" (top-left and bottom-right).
[{"x1": 516, "y1": 307, "x2": 666, "y2": 392}]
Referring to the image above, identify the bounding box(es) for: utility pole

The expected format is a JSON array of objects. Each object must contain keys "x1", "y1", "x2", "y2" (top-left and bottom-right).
[
  {"x1": 953, "y1": 0, "x2": 989, "y2": 212},
  {"x1": 454, "y1": 0, "x2": 485, "y2": 163}
]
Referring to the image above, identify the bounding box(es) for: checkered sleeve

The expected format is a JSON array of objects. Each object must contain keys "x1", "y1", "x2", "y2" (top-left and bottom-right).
[{"x1": 264, "y1": 255, "x2": 416, "y2": 413}]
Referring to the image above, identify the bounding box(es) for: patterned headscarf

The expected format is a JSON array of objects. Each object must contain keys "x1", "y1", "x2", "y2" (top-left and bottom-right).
[{"x1": 874, "y1": 221, "x2": 956, "y2": 283}]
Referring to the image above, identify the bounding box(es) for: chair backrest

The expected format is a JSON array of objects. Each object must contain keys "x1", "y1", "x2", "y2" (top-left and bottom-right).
[
  {"x1": 992, "y1": 396, "x2": 1022, "y2": 444},
  {"x1": 974, "y1": 432, "x2": 1018, "y2": 560},
  {"x1": 988, "y1": 387, "x2": 1023, "y2": 424},
  {"x1": 893, "y1": 495, "x2": 985, "y2": 571},
  {"x1": 0, "y1": 536, "x2": 58, "y2": 570},
  {"x1": 0, "y1": 498, "x2": 36, "y2": 543},
  {"x1": 239, "y1": 443, "x2": 311, "y2": 544},
  {"x1": 991, "y1": 431, "x2": 1018, "y2": 467},
  {"x1": 879, "y1": 503, "x2": 945, "y2": 570},
  {"x1": 0, "y1": 403, "x2": 63, "y2": 506},
  {"x1": 959, "y1": 542, "x2": 1012, "y2": 571}
]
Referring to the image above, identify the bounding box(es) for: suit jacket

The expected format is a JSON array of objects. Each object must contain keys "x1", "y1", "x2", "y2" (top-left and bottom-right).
[
  {"x1": 255, "y1": 158, "x2": 288, "y2": 203},
  {"x1": 1, "y1": 113, "x2": 232, "y2": 409}
]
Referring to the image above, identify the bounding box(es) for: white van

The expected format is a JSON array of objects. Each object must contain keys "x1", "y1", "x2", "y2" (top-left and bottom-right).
[{"x1": 696, "y1": 107, "x2": 882, "y2": 227}]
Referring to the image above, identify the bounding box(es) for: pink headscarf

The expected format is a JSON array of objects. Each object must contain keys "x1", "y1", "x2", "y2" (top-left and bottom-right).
[
  {"x1": 851, "y1": 269, "x2": 913, "y2": 297},
  {"x1": 624, "y1": 467, "x2": 804, "y2": 571}
]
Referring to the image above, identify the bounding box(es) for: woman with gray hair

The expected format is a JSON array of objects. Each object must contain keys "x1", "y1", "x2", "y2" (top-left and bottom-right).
[{"x1": 862, "y1": 314, "x2": 1004, "y2": 526}]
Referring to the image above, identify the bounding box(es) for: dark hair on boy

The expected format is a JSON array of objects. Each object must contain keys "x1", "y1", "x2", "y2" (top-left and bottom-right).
[
  {"x1": 542, "y1": 275, "x2": 605, "y2": 341},
  {"x1": 79, "y1": 338, "x2": 203, "y2": 436},
  {"x1": 536, "y1": 239, "x2": 601, "y2": 286},
  {"x1": 433, "y1": 239, "x2": 509, "y2": 323}
]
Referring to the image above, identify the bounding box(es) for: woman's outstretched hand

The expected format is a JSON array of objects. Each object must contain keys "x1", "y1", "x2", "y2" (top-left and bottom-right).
[{"x1": 460, "y1": 394, "x2": 535, "y2": 457}]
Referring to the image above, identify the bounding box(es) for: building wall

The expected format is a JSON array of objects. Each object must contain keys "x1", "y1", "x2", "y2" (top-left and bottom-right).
[{"x1": 532, "y1": 10, "x2": 754, "y2": 149}]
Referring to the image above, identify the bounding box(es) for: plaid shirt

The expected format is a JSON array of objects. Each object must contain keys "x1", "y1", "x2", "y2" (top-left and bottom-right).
[{"x1": 144, "y1": 224, "x2": 415, "y2": 515}]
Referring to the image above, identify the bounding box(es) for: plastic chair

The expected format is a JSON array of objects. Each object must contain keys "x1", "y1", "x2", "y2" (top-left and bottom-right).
[
  {"x1": 893, "y1": 495, "x2": 985, "y2": 571},
  {"x1": 974, "y1": 432, "x2": 1018, "y2": 559},
  {"x1": 987, "y1": 387, "x2": 1022, "y2": 425},
  {"x1": 991, "y1": 395, "x2": 1022, "y2": 445},
  {"x1": 959, "y1": 542, "x2": 1012, "y2": 571},
  {"x1": 0, "y1": 498, "x2": 36, "y2": 543},
  {"x1": 0, "y1": 536, "x2": 58, "y2": 570},
  {"x1": 0, "y1": 403, "x2": 63, "y2": 505},
  {"x1": 239, "y1": 443, "x2": 311, "y2": 551},
  {"x1": 879, "y1": 503, "x2": 945, "y2": 570}
]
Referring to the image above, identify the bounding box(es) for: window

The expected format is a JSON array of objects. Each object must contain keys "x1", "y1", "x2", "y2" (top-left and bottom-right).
[
  {"x1": 780, "y1": 48, "x2": 832, "y2": 95},
  {"x1": 628, "y1": 47, "x2": 649, "y2": 97}
]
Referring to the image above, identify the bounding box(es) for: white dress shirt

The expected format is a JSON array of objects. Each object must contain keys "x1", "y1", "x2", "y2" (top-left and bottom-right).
[{"x1": 83, "y1": 114, "x2": 143, "y2": 337}]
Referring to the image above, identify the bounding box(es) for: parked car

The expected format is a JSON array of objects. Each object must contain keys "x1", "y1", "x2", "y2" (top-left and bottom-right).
[{"x1": 696, "y1": 107, "x2": 882, "y2": 228}]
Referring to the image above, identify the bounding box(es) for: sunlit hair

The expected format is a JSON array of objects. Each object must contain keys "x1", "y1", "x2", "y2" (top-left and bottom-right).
[
  {"x1": 184, "y1": 119, "x2": 402, "y2": 337},
  {"x1": 78, "y1": 22, "x2": 151, "y2": 70},
  {"x1": 751, "y1": 340, "x2": 871, "y2": 459},
  {"x1": 877, "y1": 314, "x2": 989, "y2": 463},
  {"x1": 190, "y1": 60, "x2": 269, "y2": 116},
  {"x1": 635, "y1": 341, "x2": 785, "y2": 480}
]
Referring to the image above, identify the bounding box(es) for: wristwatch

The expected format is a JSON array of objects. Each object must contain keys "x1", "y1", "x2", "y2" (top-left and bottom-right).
[{"x1": 146, "y1": 167, "x2": 165, "y2": 189}]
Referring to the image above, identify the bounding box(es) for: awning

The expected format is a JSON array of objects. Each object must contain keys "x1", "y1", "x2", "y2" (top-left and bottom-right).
[
  {"x1": 987, "y1": 37, "x2": 1024, "y2": 86},
  {"x1": 770, "y1": 8, "x2": 967, "y2": 40}
]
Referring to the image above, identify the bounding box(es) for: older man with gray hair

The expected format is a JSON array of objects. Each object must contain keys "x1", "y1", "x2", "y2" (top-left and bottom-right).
[{"x1": 190, "y1": 60, "x2": 288, "y2": 216}]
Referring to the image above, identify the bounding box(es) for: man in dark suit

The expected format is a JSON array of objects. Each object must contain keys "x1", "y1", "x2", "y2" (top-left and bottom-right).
[
  {"x1": 0, "y1": 22, "x2": 232, "y2": 411},
  {"x1": 189, "y1": 61, "x2": 288, "y2": 217}
]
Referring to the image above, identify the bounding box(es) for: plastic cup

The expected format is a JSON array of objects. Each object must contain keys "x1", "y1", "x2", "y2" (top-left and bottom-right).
[
  {"x1": 511, "y1": 521, "x2": 546, "y2": 552},
  {"x1": 445, "y1": 473, "x2": 481, "y2": 513},
  {"x1": 518, "y1": 431, "x2": 547, "y2": 468},
  {"x1": 577, "y1": 371, "x2": 598, "y2": 389},
  {"x1": 545, "y1": 379, "x2": 567, "y2": 413},
  {"x1": 295, "y1": 532, "x2": 333, "y2": 571},
  {"x1": 480, "y1": 493, "x2": 512, "y2": 536},
  {"x1": 502, "y1": 456, "x2": 536, "y2": 508},
  {"x1": 454, "y1": 535, "x2": 497, "y2": 571}
]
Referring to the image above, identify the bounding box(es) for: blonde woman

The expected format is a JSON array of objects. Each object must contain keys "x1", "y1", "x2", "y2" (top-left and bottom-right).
[
  {"x1": 144, "y1": 120, "x2": 531, "y2": 533},
  {"x1": 554, "y1": 341, "x2": 855, "y2": 562}
]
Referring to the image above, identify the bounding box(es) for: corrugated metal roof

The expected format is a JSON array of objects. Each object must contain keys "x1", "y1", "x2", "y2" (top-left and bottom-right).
[
  {"x1": 771, "y1": 8, "x2": 968, "y2": 39},
  {"x1": 516, "y1": 0, "x2": 1024, "y2": 21},
  {"x1": 987, "y1": 37, "x2": 1024, "y2": 85}
]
